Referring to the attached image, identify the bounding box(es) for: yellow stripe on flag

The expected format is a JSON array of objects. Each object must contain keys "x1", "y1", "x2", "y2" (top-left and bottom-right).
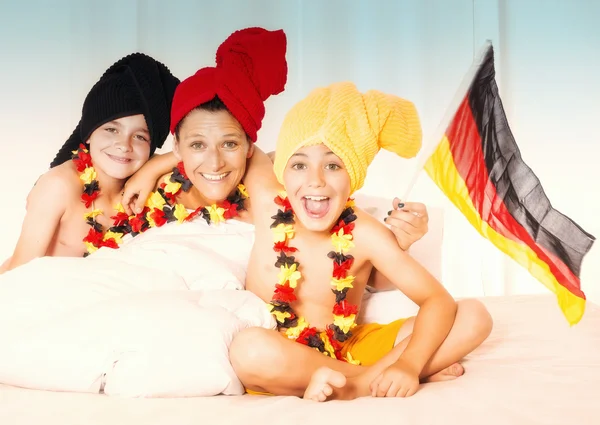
[{"x1": 425, "y1": 137, "x2": 585, "y2": 325}]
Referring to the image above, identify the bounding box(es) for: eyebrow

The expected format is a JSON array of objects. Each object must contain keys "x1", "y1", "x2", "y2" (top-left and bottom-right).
[
  {"x1": 105, "y1": 121, "x2": 149, "y2": 134},
  {"x1": 291, "y1": 151, "x2": 336, "y2": 157},
  {"x1": 186, "y1": 132, "x2": 243, "y2": 138}
]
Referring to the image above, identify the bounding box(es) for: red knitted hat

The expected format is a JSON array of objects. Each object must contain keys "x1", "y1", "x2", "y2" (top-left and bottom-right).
[{"x1": 170, "y1": 27, "x2": 287, "y2": 141}]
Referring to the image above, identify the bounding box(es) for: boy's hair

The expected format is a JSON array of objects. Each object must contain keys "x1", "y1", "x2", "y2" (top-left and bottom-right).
[
  {"x1": 50, "y1": 53, "x2": 179, "y2": 168},
  {"x1": 273, "y1": 82, "x2": 423, "y2": 194}
]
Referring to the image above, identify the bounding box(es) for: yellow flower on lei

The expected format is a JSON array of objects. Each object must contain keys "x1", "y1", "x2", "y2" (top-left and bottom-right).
[
  {"x1": 83, "y1": 209, "x2": 103, "y2": 220},
  {"x1": 333, "y1": 314, "x2": 357, "y2": 334},
  {"x1": 103, "y1": 230, "x2": 123, "y2": 244},
  {"x1": 267, "y1": 304, "x2": 292, "y2": 323},
  {"x1": 320, "y1": 332, "x2": 337, "y2": 358},
  {"x1": 114, "y1": 203, "x2": 125, "y2": 213},
  {"x1": 173, "y1": 203, "x2": 189, "y2": 223},
  {"x1": 79, "y1": 167, "x2": 96, "y2": 185},
  {"x1": 331, "y1": 275, "x2": 355, "y2": 291},
  {"x1": 285, "y1": 316, "x2": 308, "y2": 339},
  {"x1": 237, "y1": 184, "x2": 249, "y2": 198},
  {"x1": 163, "y1": 179, "x2": 182, "y2": 195},
  {"x1": 84, "y1": 242, "x2": 98, "y2": 254},
  {"x1": 277, "y1": 263, "x2": 302, "y2": 288},
  {"x1": 331, "y1": 228, "x2": 355, "y2": 253},
  {"x1": 273, "y1": 223, "x2": 295, "y2": 243},
  {"x1": 206, "y1": 204, "x2": 225, "y2": 224},
  {"x1": 146, "y1": 210, "x2": 157, "y2": 228},
  {"x1": 146, "y1": 191, "x2": 166, "y2": 211}
]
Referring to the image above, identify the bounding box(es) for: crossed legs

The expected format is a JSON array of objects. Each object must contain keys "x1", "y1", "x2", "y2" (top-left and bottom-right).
[{"x1": 230, "y1": 299, "x2": 492, "y2": 400}]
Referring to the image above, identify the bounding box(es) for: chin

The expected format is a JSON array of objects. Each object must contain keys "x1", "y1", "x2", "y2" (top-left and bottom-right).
[
  {"x1": 99, "y1": 163, "x2": 138, "y2": 180},
  {"x1": 299, "y1": 217, "x2": 337, "y2": 232},
  {"x1": 193, "y1": 181, "x2": 234, "y2": 203}
]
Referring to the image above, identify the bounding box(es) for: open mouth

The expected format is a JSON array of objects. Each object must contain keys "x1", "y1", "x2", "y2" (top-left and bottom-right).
[
  {"x1": 302, "y1": 195, "x2": 330, "y2": 219},
  {"x1": 106, "y1": 153, "x2": 132, "y2": 164},
  {"x1": 201, "y1": 172, "x2": 230, "y2": 182}
]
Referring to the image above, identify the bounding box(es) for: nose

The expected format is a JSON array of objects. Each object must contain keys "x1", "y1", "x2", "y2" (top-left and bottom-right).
[
  {"x1": 114, "y1": 134, "x2": 133, "y2": 153},
  {"x1": 307, "y1": 166, "x2": 325, "y2": 188},
  {"x1": 207, "y1": 145, "x2": 226, "y2": 171}
]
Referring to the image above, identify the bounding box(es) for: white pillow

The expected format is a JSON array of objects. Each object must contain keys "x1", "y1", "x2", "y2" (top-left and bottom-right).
[{"x1": 0, "y1": 290, "x2": 275, "y2": 397}]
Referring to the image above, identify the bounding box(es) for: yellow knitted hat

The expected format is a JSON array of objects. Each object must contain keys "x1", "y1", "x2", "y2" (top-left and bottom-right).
[{"x1": 273, "y1": 82, "x2": 422, "y2": 194}]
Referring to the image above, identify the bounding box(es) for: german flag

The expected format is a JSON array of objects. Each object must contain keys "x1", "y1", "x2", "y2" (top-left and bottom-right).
[{"x1": 424, "y1": 44, "x2": 595, "y2": 325}]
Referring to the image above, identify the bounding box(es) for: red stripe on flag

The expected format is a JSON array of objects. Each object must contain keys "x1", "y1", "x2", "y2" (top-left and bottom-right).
[{"x1": 447, "y1": 96, "x2": 584, "y2": 299}]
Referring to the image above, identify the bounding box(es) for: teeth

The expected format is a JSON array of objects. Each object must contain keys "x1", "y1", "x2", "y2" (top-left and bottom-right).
[
  {"x1": 202, "y1": 173, "x2": 228, "y2": 181},
  {"x1": 304, "y1": 195, "x2": 328, "y2": 201}
]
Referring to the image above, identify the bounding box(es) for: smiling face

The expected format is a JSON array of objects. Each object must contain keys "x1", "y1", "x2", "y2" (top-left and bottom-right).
[
  {"x1": 87, "y1": 114, "x2": 151, "y2": 180},
  {"x1": 173, "y1": 108, "x2": 253, "y2": 205},
  {"x1": 283, "y1": 143, "x2": 351, "y2": 232}
]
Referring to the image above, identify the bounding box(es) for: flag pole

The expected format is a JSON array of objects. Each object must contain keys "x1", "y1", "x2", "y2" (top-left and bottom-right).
[{"x1": 401, "y1": 40, "x2": 494, "y2": 201}]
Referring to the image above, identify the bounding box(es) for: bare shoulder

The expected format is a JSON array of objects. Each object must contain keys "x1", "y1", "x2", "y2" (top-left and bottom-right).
[
  {"x1": 27, "y1": 162, "x2": 80, "y2": 207},
  {"x1": 352, "y1": 206, "x2": 402, "y2": 253}
]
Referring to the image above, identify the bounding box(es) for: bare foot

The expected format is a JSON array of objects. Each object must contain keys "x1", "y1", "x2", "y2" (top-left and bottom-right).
[
  {"x1": 303, "y1": 367, "x2": 347, "y2": 402},
  {"x1": 423, "y1": 363, "x2": 465, "y2": 383}
]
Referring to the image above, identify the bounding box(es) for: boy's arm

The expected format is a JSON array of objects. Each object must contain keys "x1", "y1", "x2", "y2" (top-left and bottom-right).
[
  {"x1": 367, "y1": 199, "x2": 430, "y2": 291},
  {"x1": 244, "y1": 146, "x2": 283, "y2": 211},
  {"x1": 365, "y1": 217, "x2": 457, "y2": 374},
  {"x1": 7, "y1": 173, "x2": 68, "y2": 271},
  {"x1": 122, "y1": 152, "x2": 178, "y2": 214}
]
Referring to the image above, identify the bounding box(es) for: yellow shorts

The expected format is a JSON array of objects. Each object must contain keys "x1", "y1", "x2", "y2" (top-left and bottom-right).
[
  {"x1": 246, "y1": 318, "x2": 408, "y2": 396},
  {"x1": 340, "y1": 318, "x2": 408, "y2": 366}
]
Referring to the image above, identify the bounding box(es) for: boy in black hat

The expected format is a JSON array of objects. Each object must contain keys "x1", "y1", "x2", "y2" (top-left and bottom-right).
[{"x1": 1, "y1": 53, "x2": 179, "y2": 272}]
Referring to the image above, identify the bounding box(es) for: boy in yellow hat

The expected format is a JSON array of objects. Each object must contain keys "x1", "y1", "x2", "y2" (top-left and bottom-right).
[{"x1": 230, "y1": 82, "x2": 493, "y2": 401}]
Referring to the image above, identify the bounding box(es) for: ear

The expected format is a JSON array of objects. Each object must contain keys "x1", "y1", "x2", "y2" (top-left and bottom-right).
[
  {"x1": 247, "y1": 143, "x2": 255, "y2": 159},
  {"x1": 172, "y1": 136, "x2": 182, "y2": 161}
]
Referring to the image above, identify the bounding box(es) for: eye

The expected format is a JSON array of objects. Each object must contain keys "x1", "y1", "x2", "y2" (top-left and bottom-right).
[
  {"x1": 134, "y1": 134, "x2": 149, "y2": 143},
  {"x1": 291, "y1": 163, "x2": 306, "y2": 170},
  {"x1": 325, "y1": 163, "x2": 341, "y2": 171},
  {"x1": 190, "y1": 142, "x2": 205, "y2": 150},
  {"x1": 105, "y1": 127, "x2": 117, "y2": 133},
  {"x1": 223, "y1": 141, "x2": 238, "y2": 149}
]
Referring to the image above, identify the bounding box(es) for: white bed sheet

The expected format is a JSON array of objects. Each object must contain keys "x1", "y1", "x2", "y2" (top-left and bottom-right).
[{"x1": 1, "y1": 293, "x2": 599, "y2": 425}]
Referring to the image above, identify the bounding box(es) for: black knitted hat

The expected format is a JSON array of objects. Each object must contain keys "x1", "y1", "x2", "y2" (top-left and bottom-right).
[{"x1": 50, "y1": 53, "x2": 179, "y2": 167}]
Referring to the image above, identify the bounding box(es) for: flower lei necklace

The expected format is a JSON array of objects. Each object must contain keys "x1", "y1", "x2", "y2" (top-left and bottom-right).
[
  {"x1": 267, "y1": 193, "x2": 360, "y2": 364},
  {"x1": 73, "y1": 144, "x2": 248, "y2": 256}
]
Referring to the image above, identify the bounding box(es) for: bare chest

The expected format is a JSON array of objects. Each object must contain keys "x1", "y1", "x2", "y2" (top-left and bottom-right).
[
  {"x1": 247, "y1": 224, "x2": 371, "y2": 327},
  {"x1": 48, "y1": 201, "x2": 121, "y2": 257}
]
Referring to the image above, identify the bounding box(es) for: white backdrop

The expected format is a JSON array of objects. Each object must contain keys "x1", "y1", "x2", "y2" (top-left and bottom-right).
[{"x1": 0, "y1": 0, "x2": 598, "y2": 305}]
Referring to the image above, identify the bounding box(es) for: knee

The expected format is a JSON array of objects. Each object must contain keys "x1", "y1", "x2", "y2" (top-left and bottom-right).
[
  {"x1": 457, "y1": 299, "x2": 493, "y2": 344},
  {"x1": 230, "y1": 327, "x2": 283, "y2": 378}
]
